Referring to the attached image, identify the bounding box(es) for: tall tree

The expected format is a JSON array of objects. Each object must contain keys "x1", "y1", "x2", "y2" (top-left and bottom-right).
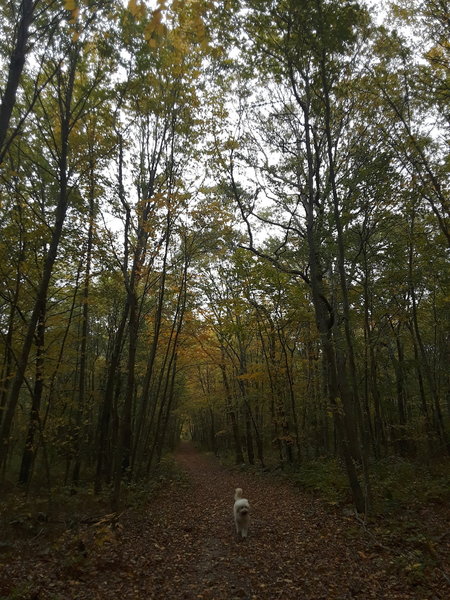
[{"x1": 220, "y1": 0, "x2": 371, "y2": 511}]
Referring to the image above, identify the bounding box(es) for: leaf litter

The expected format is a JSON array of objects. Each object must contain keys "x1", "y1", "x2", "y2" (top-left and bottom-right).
[{"x1": 0, "y1": 442, "x2": 448, "y2": 599}]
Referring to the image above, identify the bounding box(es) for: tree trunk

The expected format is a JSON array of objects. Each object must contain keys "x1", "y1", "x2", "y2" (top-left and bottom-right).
[
  {"x1": 0, "y1": 50, "x2": 78, "y2": 462},
  {"x1": 407, "y1": 210, "x2": 450, "y2": 453},
  {"x1": 132, "y1": 234, "x2": 169, "y2": 475},
  {"x1": 72, "y1": 171, "x2": 95, "y2": 487},
  {"x1": 0, "y1": 0, "x2": 34, "y2": 162},
  {"x1": 391, "y1": 330, "x2": 410, "y2": 457},
  {"x1": 219, "y1": 356, "x2": 244, "y2": 464},
  {"x1": 146, "y1": 256, "x2": 188, "y2": 475},
  {"x1": 318, "y1": 26, "x2": 370, "y2": 509},
  {"x1": 18, "y1": 308, "x2": 45, "y2": 486},
  {"x1": 302, "y1": 81, "x2": 365, "y2": 513},
  {"x1": 245, "y1": 407, "x2": 254, "y2": 465},
  {"x1": 95, "y1": 300, "x2": 129, "y2": 494},
  {"x1": 0, "y1": 225, "x2": 24, "y2": 426}
]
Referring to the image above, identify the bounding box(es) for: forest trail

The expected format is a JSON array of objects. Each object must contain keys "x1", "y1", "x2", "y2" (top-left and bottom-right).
[{"x1": 1, "y1": 443, "x2": 448, "y2": 600}]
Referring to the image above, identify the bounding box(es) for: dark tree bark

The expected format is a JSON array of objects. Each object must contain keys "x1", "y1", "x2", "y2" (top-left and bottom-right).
[
  {"x1": 0, "y1": 0, "x2": 34, "y2": 162},
  {"x1": 0, "y1": 50, "x2": 78, "y2": 462},
  {"x1": 72, "y1": 170, "x2": 95, "y2": 487},
  {"x1": 18, "y1": 307, "x2": 45, "y2": 486},
  {"x1": 408, "y1": 207, "x2": 449, "y2": 453},
  {"x1": 219, "y1": 358, "x2": 244, "y2": 464},
  {"x1": 94, "y1": 301, "x2": 129, "y2": 494},
  {"x1": 0, "y1": 201, "x2": 25, "y2": 425}
]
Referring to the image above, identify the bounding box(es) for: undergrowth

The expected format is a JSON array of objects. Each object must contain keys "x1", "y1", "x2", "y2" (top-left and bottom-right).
[
  {"x1": 228, "y1": 452, "x2": 450, "y2": 585},
  {"x1": 193, "y1": 445, "x2": 450, "y2": 515},
  {"x1": 0, "y1": 453, "x2": 183, "y2": 547},
  {"x1": 286, "y1": 455, "x2": 450, "y2": 514}
]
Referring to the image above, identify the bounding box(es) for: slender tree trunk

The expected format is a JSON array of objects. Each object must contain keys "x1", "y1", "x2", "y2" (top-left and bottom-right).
[
  {"x1": 251, "y1": 304, "x2": 286, "y2": 463},
  {"x1": 96, "y1": 134, "x2": 138, "y2": 494},
  {"x1": 391, "y1": 329, "x2": 409, "y2": 457},
  {"x1": 0, "y1": 51, "x2": 78, "y2": 462},
  {"x1": 155, "y1": 355, "x2": 179, "y2": 465},
  {"x1": 132, "y1": 235, "x2": 169, "y2": 474},
  {"x1": 236, "y1": 343, "x2": 264, "y2": 467},
  {"x1": 369, "y1": 345, "x2": 385, "y2": 455},
  {"x1": 362, "y1": 296, "x2": 376, "y2": 457},
  {"x1": 0, "y1": 0, "x2": 34, "y2": 162},
  {"x1": 300, "y1": 185, "x2": 365, "y2": 510},
  {"x1": 317, "y1": 23, "x2": 370, "y2": 509},
  {"x1": 72, "y1": 185, "x2": 95, "y2": 486},
  {"x1": 95, "y1": 301, "x2": 129, "y2": 494},
  {"x1": 407, "y1": 210, "x2": 450, "y2": 453},
  {"x1": 120, "y1": 284, "x2": 138, "y2": 477},
  {"x1": 245, "y1": 407, "x2": 254, "y2": 465},
  {"x1": 146, "y1": 257, "x2": 188, "y2": 474},
  {"x1": 361, "y1": 252, "x2": 385, "y2": 457},
  {"x1": 301, "y1": 78, "x2": 365, "y2": 512},
  {"x1": 19, "y1": 308, "x2": 45, "y2": 486},
  {"x1": 279, "y1": 334, "x2": 301, "y2": 462},
  {"x1": 219, "y1": 358, "x2": 244, "y2": 464},
  {"x1": 0, "y1": 241, "x2": 24, "y2": 424}
]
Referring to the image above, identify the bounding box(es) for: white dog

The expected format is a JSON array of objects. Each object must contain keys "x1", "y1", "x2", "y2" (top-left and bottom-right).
[{"x1": 233, "y1": 488, "x2": 250, "y2": 538}]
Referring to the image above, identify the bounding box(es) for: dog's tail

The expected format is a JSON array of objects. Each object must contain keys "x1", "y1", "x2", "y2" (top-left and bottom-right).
[{"x1": 235, "y1": 487, "x2": 243, "y2": 500}]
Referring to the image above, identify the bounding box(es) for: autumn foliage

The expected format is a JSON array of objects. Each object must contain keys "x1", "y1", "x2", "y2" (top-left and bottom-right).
[{"x1": 0, "y1": 0, "x2": 448, "y2": 545}]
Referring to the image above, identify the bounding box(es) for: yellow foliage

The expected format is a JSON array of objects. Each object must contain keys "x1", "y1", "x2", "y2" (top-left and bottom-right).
[
  {"x1": 170, "y1": 30, "x2": 188, "y2": 53},
  {"x1": 144, "y1": 8, "x2": 166, "y2": 48},
  {"x1": 236, "y1": 370, "x2": 266, "y2": 382},
  {"x1": 64, "y1": 0, "x2": 79, "y2": 30},
  {"x1": 425, "y1": 45, "x2": 449, "y2": 70},
  {"x1": 224, "y1": 139, "x2": 239, "y2": 151},
  {"x1": 64, "y1": 0, "x2": 77, "y2": 10},
  {"x1": 127, "y1": 0, "x2": 138, "y2": 16},
  {"x1": 127, "y1": 0, "x2": 146, "y2": 19},
  {"x1": 69, "y1": 7, "x2": 79, "y2": 23}
]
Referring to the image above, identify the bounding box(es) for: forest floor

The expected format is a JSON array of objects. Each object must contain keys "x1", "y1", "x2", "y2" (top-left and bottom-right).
[{"x1": 0, "y1": 442, "x2": 449, "y2": 600}]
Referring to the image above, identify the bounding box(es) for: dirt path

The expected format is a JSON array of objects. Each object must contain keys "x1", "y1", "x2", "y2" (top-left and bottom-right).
[{"x1": 1, "y1": 443, "x2": 448, "y2": 599}]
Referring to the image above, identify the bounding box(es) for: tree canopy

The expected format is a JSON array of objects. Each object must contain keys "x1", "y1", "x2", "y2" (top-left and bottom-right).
[{"x1": 0, "y1": 0, "x2": 448, "y2": 513}]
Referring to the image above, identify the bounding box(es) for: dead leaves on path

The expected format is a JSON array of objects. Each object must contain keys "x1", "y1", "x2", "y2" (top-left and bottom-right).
[{"x1": 0, "y1": 446, "x2": 449, "y2": 599}]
